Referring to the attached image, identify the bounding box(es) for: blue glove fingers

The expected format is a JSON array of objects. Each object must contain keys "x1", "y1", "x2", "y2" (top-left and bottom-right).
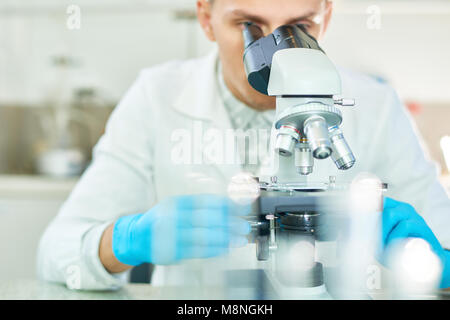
[
  {"x1": 228, "y1": 202, "x2": 252, "y2": 217},
  {"x1": 385, "y1": 219, "x2": 423, "y2": 246},
  {"x1": 383, "y1": 197, "x2": 417, "y2": 215},
  {"x1": 177, "y1": 210, "x2": 250, "y2": 235},
  {"x1": 180, "y1": 194, "x2": 252, "y2": 217},
  {"x1": 228, "y1": 217, "x2": 251, "y2": 235},
  {"x1": 177, "y1": 237, "x2": 249, "y2": 260},
  {"x1": 113, "y1": 195, "x2": 253, "y2": 266},
  {"x1": 178, "y1": 227, "x2": 249, "y2": 246},
  {"x1": 385, "y1": 217, "x2": 443, "y2": 260},
  {"x1": 383, "y1": 197, "x2": 400, "y2": 210},
  {"x1": 177, "y1": 245, "x2": 229, "y2": 260},
  {"x1": 384, "y1": 218, "x2": 450, "y2": 289},
  {"x1": 382, "y1": 198, "x2": 419, "y2": 249},
  {"x1": 173, "y1": 194, "x2": 232, "y2": 210},
  {"x1": 229, "y1": 235, "x2": 249, "y2": 248},
  {"x1": 382, "y1": 207, "x2": 410, "y2": 249},
  {"x1": 177, "y1": 208, "x2": 228, "y2": 228},
  {"x1": 441, "y1": 251, "x2": 450, "y2": 289},
  {"x1": 178, "y1": 228, "x2": 230, "y2": 247},
  {"x1": 174, "y1": 194, "x2": 252, "y2": 217}
]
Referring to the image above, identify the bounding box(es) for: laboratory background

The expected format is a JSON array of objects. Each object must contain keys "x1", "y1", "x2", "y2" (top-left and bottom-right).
[{"x1": 0, "y1": 0, "x2": 449, "y2": 287}]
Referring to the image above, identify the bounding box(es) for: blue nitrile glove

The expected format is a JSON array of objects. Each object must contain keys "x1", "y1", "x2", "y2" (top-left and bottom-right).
[
  {"x1": 112, "y1": 194, "x2": 251, "y2": 266},
  {"x1": 381, "y1": 197, "x2": 450, "y2": 289}
]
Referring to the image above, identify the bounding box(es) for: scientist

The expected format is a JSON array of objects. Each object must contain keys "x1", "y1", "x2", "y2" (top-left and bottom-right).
[{"x1": 38, "y1": 0, "x2": 450, "y2": 289}]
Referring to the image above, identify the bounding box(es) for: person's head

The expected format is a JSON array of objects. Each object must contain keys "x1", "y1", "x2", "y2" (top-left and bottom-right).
[{"x1": 197, "y1": 0, "x2": 333, "y2": 111}]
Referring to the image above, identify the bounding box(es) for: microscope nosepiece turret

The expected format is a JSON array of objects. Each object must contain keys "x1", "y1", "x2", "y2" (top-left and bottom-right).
[{"x1": 303, "y1": 116, "x2": 333, "y2": 160}]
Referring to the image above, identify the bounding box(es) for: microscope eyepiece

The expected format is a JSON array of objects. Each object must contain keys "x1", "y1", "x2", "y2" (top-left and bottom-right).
[
  {"x1": 242, "y1": 22, "x2": 264, "y2": 49},
  {"x1": 242, "y1": 24, "x2": 325, "y2": 95},
  {"x1": 242, "y1": 23, "x2": 356, "y2": 178}
]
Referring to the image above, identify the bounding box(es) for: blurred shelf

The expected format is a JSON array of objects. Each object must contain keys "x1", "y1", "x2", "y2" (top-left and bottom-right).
[
  {"x1": 0, "y1": 0, "x2": 195, "y2": 15},
  {"x1": 2, "y1": 0, "x2": 450, "y2": 15},
  {"x1": 334, "y1": 0, "x2": 450, "y2": 15},
  {"x1": 0, "y1": 175, "x2": 78, "y2": 200}
]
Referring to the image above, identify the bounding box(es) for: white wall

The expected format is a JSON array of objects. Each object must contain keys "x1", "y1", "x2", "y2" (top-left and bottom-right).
[
  {"x1": 1, "y1": 0, "x2": 450, "y2": 105},
  {"x1": 0, "y1": 176, "x2": 77, "y2": 282},
  {"x1": 322, "y1": 0, "x2": 450, "y2": 103},
  {"x1": 0, "y1": 0, "x2": 213, "y2": 105}
]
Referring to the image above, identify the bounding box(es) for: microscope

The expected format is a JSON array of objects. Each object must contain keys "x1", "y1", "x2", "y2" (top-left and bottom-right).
[
  {"x1": 243, "y1": 23, "x2": 356, "y2": 173},
  {"x1": 240, "y1": 23, "x2": 361, "y2": 299}
]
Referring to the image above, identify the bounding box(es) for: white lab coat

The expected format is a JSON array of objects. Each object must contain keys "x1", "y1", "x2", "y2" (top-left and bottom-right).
[{"x1": 37, "y1": 48, "x2": 450, "y2": 290}]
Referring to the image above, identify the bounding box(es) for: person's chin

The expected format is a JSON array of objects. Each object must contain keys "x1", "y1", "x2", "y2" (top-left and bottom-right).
[
  {"x1": 233, "y1": 84, "x2": 276, "y2": 111},
  {"x1": 248, "y1": 96, "x2": 276, "y2": 111}
]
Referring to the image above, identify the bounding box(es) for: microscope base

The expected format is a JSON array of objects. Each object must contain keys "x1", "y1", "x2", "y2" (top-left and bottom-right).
[{"x1": 224, "y1": 269, "x2": 333, "y2": 300}]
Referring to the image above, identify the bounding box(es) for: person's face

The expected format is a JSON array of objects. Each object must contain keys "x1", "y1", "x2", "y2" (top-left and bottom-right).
[{"x1": 197, "y1": 0, "x2": 333, "y2": 111}]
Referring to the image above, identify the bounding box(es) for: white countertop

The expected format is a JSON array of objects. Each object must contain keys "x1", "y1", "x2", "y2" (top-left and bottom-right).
[
  {"x1": 0, "y1": 279, "x2": 227, "y2": 300},
  {"x1": 1, "y1": 279, "x2": 449, "y2": 300}
]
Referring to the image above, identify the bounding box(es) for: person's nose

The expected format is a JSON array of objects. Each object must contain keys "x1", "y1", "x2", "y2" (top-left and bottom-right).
[{"x1": 262, "y1": 22, "x2": 291, "y2": 36}]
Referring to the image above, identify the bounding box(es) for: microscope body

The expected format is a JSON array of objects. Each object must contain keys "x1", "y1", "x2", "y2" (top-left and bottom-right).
[
  {"x1": 248, "y1": 187, "x2": 348, "y2": 299},
  {"x1": 269, "y1": 49, "x2": 354, "y2": 172},
  {"x1": 242, "y1": 24, "x2": 357, "y2": 297},
  {"x1": 243, "y1": 24, "x2": 356, "y2": 179}
]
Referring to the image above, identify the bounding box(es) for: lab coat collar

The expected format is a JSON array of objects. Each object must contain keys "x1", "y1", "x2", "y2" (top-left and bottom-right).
[
  {"x1": 172, "y1": 47, "x2": 242, "y2": 181},
  {"x1": 172, "y1": 47, "x2": 226, "y2": 123}
]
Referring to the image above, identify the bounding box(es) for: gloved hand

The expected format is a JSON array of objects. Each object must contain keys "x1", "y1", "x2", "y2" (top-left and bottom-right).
[
  {"x1": 381, "y1": 197, "x2": 450, "y2": 289},
  {"x1": 112, "y1": 194, "x2": 251, "y2": 266}
]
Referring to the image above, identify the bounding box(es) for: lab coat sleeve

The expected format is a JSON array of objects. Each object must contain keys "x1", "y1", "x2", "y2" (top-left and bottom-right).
[
  {"x1": 37, "y1": 71, "x2": 157, "y2": 290},
  {"x1": 372, "y1": 87, "x2": 450, "y2": 249}
]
